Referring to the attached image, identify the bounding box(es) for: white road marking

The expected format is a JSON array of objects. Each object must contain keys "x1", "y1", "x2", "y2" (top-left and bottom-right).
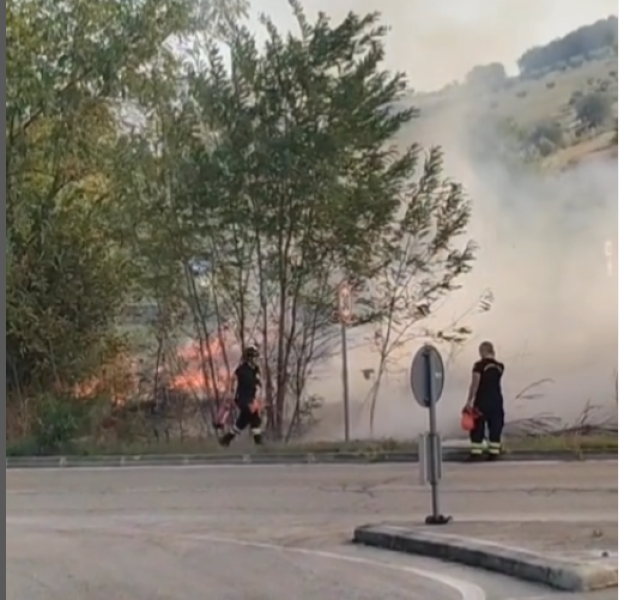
[
  {"x1": 503, "y1": 596, "x2": 553, "y2": 600},
  {"x1": 7, "y1": 515, "x2": 486, "y2": 598},
  {"x1": 188, "y1": 533, "x2": 487, "y2": 600}
]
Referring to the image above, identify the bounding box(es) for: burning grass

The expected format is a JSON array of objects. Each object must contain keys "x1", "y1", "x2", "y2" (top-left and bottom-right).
[{"x1": 7, "y1": 339, "x2": 617, "y2": 459}]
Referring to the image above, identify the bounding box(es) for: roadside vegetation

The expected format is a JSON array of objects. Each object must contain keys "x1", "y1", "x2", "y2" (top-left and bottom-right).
[{"x1": 6, "y1": 0, "x2": 617, "y2": 456}]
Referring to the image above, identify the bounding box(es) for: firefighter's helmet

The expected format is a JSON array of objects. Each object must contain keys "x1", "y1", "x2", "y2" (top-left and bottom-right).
[{"x1": 244, "y1": 345, "x2": 259, "y2": 360}]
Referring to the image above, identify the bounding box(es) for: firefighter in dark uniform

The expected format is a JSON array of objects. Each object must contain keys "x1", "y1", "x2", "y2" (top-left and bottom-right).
[
  {"x1": 219, "y1": 346, "x2": 263, "y2": 447},
  {"x1": 464, "y1": 341, "x2": 505, "y2": 460}
]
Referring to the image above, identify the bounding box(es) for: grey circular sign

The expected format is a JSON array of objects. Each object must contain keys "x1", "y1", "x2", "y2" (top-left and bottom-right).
[{"x1": 410, "y1": 344, "x2": 445, "y2": 407}]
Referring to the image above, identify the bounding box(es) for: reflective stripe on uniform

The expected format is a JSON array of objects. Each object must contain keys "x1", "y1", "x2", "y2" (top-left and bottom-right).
[
  {"x1": 251, "y1": 428, "x2": 262, "y2": 435},
  {"x1": 470, "y1": 443, "x2": 484, "y2": 455},
  {"x1": 487, "y1": 442, "x2": 502, "y2": 455}
]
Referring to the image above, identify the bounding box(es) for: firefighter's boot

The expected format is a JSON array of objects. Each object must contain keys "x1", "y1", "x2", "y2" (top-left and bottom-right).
[{"x1": 252, "y1": 432, "x2": 263, "y2": 445}]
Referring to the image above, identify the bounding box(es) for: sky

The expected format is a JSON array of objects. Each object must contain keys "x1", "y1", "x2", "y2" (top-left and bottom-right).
[{"x1": 244, "y1": 0, "x2": 618, "y2": 90}]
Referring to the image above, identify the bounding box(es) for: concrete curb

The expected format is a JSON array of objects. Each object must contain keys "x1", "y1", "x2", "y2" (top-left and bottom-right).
[
  {"x1": 353, "y1": 524, "x2": 618, "y2": 592},
  {"x1": 5, "y1": 452, "x2": 416, "y2": 469},
  {"x1": 5, "y1": 449, "x2": 617, "y2": 469}
]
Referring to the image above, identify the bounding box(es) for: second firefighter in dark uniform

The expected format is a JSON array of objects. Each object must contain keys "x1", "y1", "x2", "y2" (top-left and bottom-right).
[
  {"x1": 465, "y1": 341, "x2": 505, "y2": 460},
  {"x1": 219, "y1": 346, "x2": 263, "y2": 446}
]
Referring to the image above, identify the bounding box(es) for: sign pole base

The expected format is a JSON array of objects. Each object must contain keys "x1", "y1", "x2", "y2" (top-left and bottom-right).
[{"x1": 425, "y1": 514, "x2": 453, "y2": 526}]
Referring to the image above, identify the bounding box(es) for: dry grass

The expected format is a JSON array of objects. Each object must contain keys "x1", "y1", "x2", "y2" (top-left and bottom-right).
[
  {"x1": 9, "y1": 427, "x2": 615, "y2": 458},
  {"x1": 414, "y1": 55, "x2": 618, "y2": 169},
  {"x1": 6, "y1": 373, "x2": 617, "y2": 458},
  {"x1": 417, "y1": 56, "x2": 617, "y2": 127},
  {"x1": 490, "y1": 59, "x2": 617, "y2": 126},
  {"x1": 547, "y1": 131, "x2": 616, "y2": 169}
]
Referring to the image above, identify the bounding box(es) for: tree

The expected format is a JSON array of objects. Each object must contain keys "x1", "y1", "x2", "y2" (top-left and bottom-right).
[
  {"x1": 154, "y1": 1, "x2": 478, "y2": 439},
  {"x1": 529, "y1": 119, "x2": 563, "y2": 146},
  {"x1": 8, "y1": 0, "x2": 480, "y2": 446},
  {"x1": 466, "y1": 63, "x2": 507, "y2": 90},
  {"x1": 574, "y1": 92, "x2": 612, "y2": 129},
  {"x1": 192, "y1": 0, "x2": 250, "y2": 40},
  {"x1": 6, "y1": 0, "x2": 194, "y2": 429},
  {"x1": 527, "y1": 119, "x2": 564, "y2": 156},
  {"x1": 517, "y1": 16, "x2": 617, "y2": 76},
  {"x1": 356, "y1": 147, "x2": 478, "y2": 434},
  {"x1": 111, "y1": 0, "x2": 259, "y2": 439}
]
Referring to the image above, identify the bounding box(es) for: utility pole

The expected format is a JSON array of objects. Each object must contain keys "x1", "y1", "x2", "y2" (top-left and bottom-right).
[{"x1": 337, "y1": 281, "x2": 353, "y2": 442}]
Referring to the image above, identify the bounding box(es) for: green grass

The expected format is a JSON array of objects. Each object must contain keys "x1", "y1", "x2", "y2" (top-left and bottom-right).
[
  {"x1": 7, "y1": 431, "x2": 617, "y2": 458},
  {"x1": 503, "y1": 432, "x2": 617, "y2": 453}
]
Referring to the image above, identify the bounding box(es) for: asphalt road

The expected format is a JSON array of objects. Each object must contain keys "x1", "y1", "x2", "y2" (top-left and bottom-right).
[{"x1": 6, "y1": 461, "x2": 618, "y2": 600}]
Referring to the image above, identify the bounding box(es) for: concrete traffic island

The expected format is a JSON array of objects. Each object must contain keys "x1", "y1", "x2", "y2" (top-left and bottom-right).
[{"x1": 353, "y1": 520, "x2": 618, "y2": 592}]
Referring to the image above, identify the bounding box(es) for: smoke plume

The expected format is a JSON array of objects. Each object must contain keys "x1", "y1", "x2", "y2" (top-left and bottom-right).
[{"x1": 250, "y1": 0, "x2": 619, "y2": 439}]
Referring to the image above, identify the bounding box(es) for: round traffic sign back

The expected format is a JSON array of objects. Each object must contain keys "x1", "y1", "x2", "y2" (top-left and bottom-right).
[{"x1": 410, "y1": 344, "x2": 445, "y2": 408}]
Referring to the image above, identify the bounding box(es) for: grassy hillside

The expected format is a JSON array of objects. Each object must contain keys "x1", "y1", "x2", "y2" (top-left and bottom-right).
[{"x1": 407, "y1": 23, "x2": 618, "y2": 170}]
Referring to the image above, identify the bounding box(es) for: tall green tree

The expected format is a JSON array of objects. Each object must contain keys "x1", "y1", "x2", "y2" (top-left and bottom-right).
[
  {"x1": 6, "y1": 0, "x2": 193, "y2": 400},
  {"x1": 165, "y1": 1, "x2": 476, "y2": 438}
]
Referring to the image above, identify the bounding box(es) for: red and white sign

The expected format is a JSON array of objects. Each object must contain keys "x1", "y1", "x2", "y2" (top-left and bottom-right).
[{"x1": 337, "y1": 281, "x2": 353, "y2": 324}]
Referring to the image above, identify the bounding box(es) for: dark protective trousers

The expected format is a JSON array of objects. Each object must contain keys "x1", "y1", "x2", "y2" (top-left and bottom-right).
[
  {"x1": 469, "y1": 407, "x2": 504, "y2": 456},
  {"x1": 233, "y1": 404, "x2": 262, "y2": 436},
  {"x1": 219, "y1": 403, "x2": 263, "y2": 447}
]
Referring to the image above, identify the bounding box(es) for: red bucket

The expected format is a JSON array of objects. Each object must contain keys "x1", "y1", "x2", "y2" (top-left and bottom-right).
[{"x1": 461, "y1": 408, "x2": 478, "y2": 431}]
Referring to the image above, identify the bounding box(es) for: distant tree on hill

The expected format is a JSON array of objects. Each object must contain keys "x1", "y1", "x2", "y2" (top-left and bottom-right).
[
  {"x1": 518, "y1": 16, "x2": 617, "y2": 76},
  {"x1": 574, "y1": 92, "x2": 612, "y2": 129},
  {"x1": 528, "y1": 119, "x2": 564, "y2": 156},
  {"x1": 466, "y1": 63, "x2": 507, "y2": 90}
]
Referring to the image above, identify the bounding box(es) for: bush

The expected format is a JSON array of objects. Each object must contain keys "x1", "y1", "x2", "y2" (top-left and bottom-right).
[
  {"x1": 535, "y1": 138, "x2": 557, "y2": 157},
  {"x1": 6, "y1": 438, "x2": 41, "y2": 457},
  {"x1": 7, "y1": 203, "x2": 130, "y2": 397},
  {"x1": 32, "y1": 393, "x2": 84, "y2": 454},
  {"x1": 574, "y1": 91, "x2": 612, "y2": 128},
  {"x1": 598, "y1": 80, "x2": 610, "y2": 93},
  {"x1": 569, "y1": 90, "x2": 584, "y2": 105},
  {"x1": 529, "y1": 119, "x2": 564, "y2": 148},
  {"x1": 546, "y1": 81, "x2": 556, "y2": 89}
]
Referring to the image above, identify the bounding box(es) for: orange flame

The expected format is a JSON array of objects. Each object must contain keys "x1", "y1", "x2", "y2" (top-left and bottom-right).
[
  {"x1": 170, "y1": 336, "x2": 232, "y2": 397},
  {"x1": 73, "y1": 324, "x2": 270, "y2": 407}
]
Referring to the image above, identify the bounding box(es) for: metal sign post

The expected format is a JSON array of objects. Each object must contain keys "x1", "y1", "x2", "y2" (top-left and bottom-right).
[
  {"x1": 410, "y1": 344, "x2": 452, "y2": 525},
  {"x1": 338, "y1": 282, "x2": 353, "y2": 442}
]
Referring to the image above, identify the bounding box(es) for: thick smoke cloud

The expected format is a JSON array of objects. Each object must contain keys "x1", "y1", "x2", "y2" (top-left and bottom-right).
[{"x1": 249, "y1": 0, "x2": 618, "y2": 438}]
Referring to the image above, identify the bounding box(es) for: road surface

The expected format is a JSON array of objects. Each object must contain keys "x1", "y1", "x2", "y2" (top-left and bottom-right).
[{"x1": 6, "y1": 461, "x2": 617, "y2": 599}]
